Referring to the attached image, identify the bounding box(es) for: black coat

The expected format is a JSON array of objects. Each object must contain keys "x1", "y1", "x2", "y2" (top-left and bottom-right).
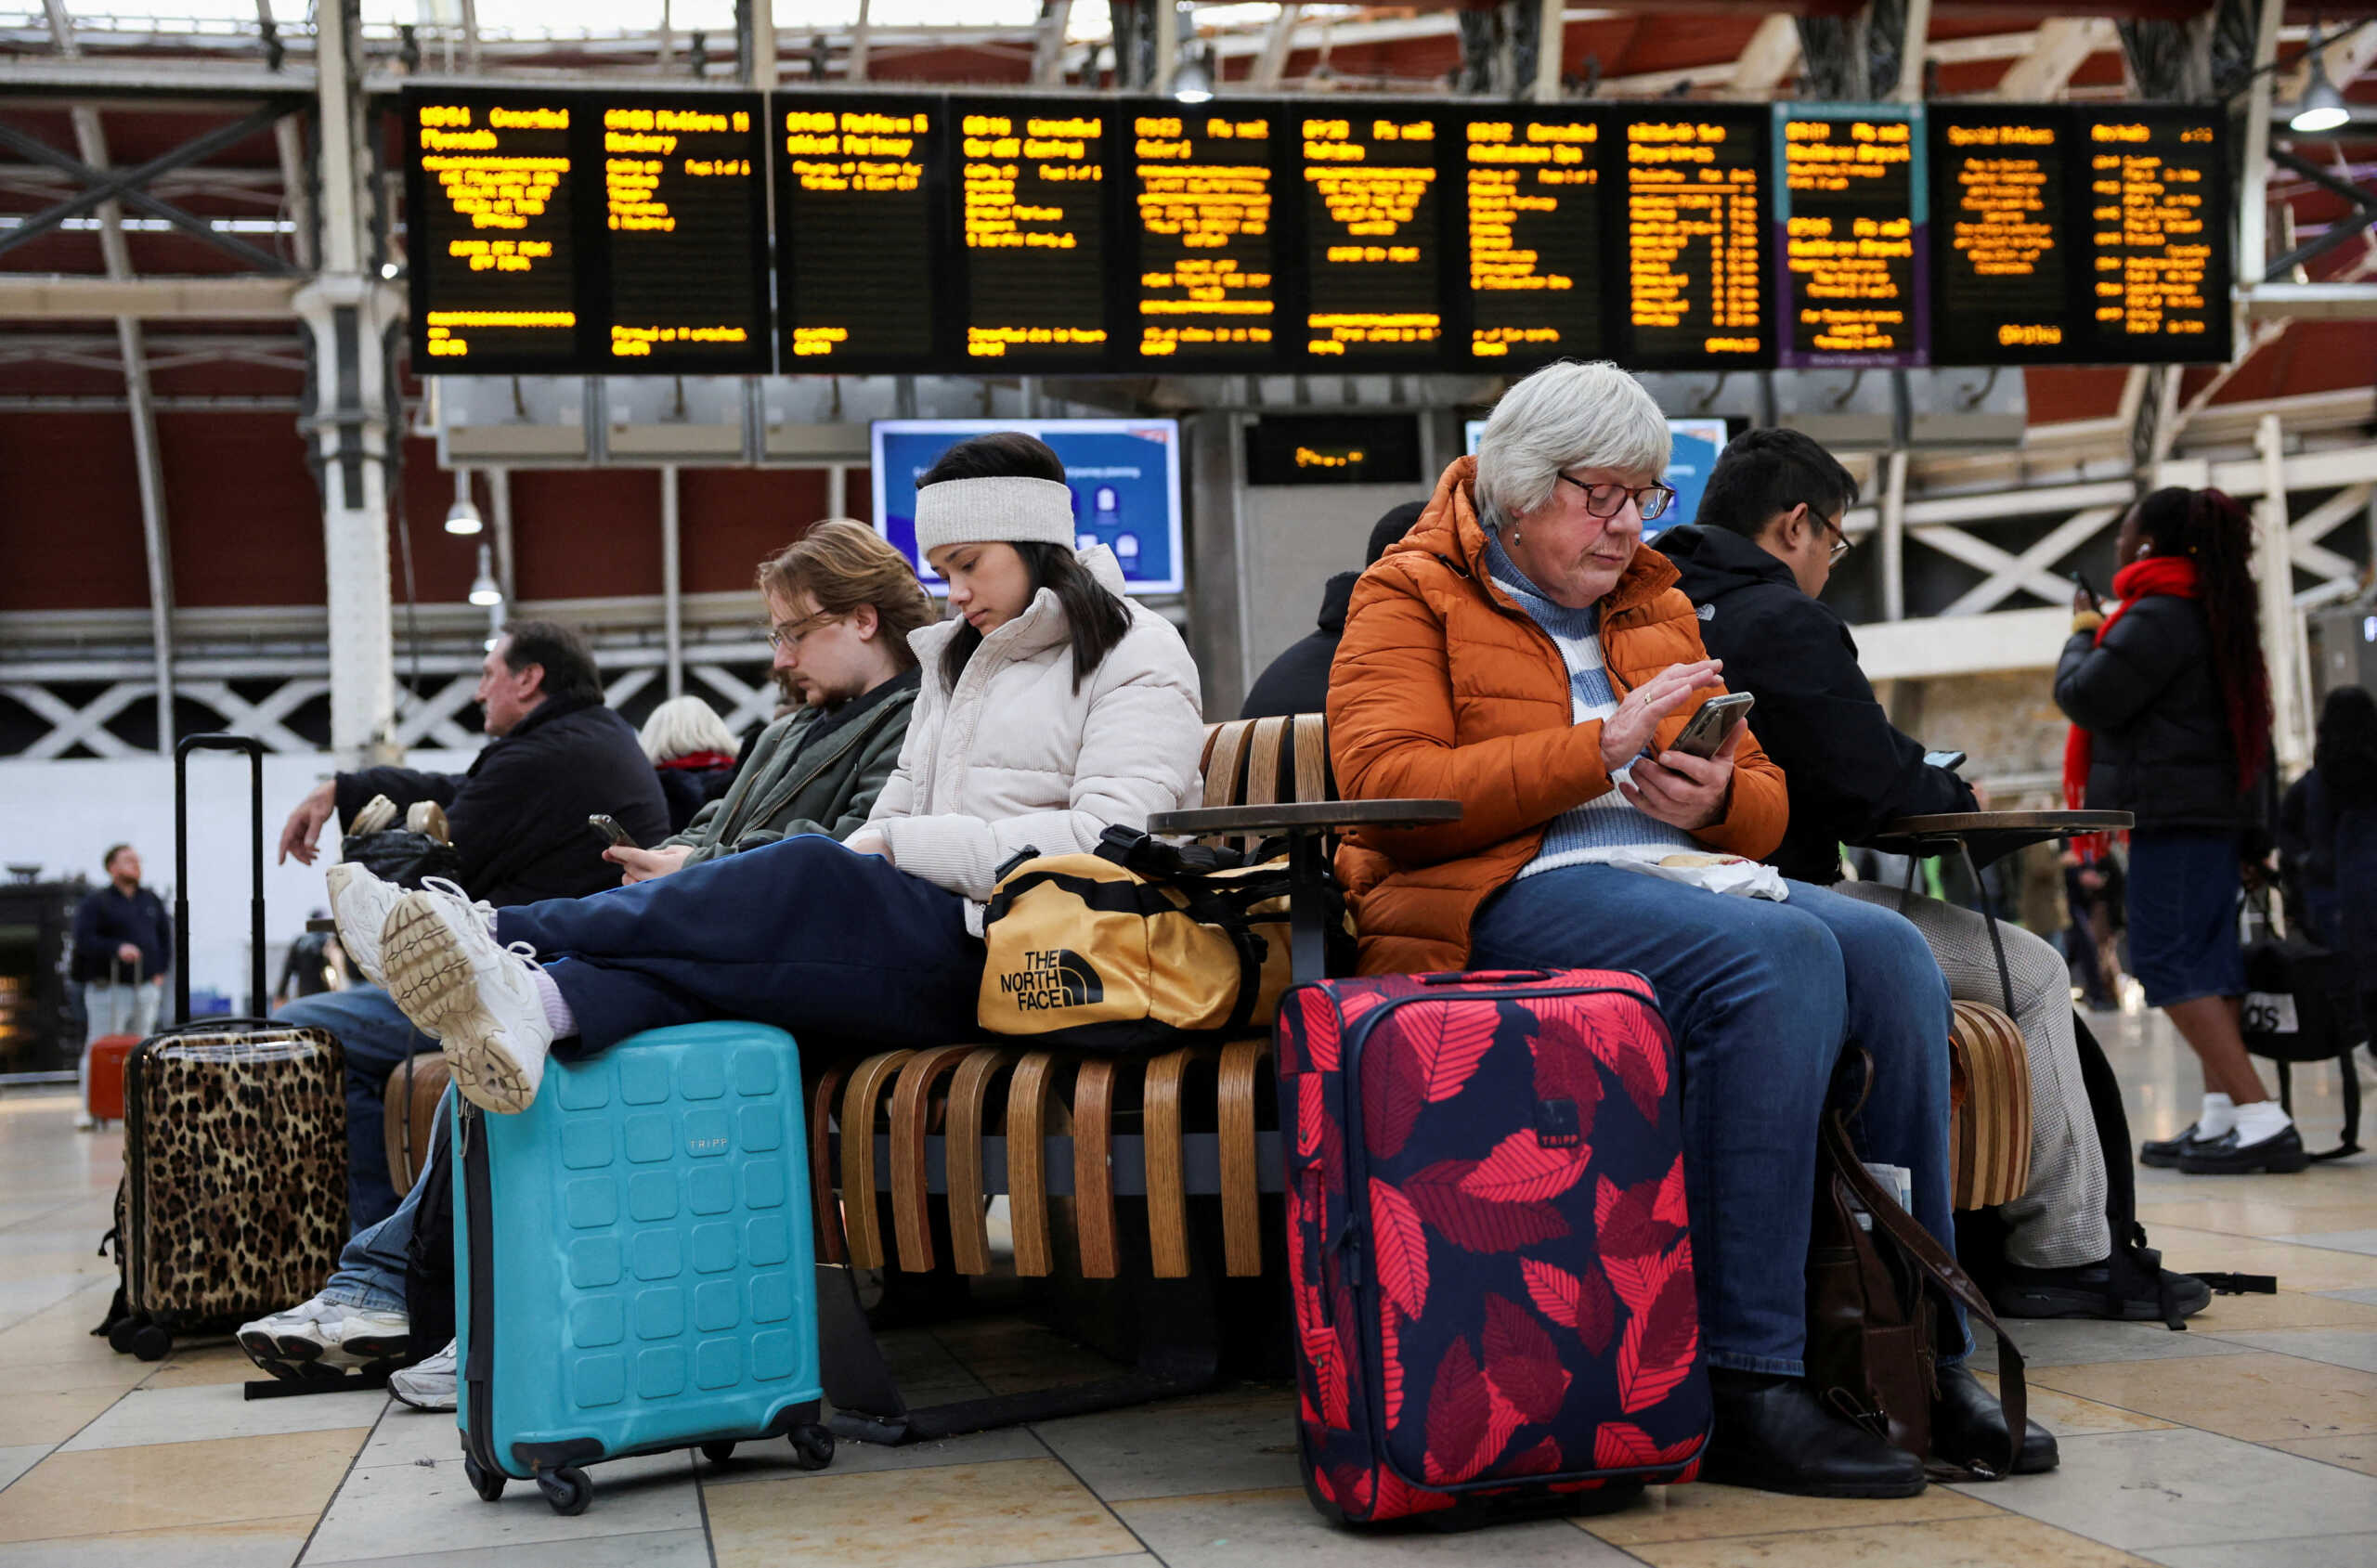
[
  {"x1": 2279, "y1": 769, "x2": 2377, "y2": 968},
  {"x1": 335, "y1": 695, "x2": 669, "y2": 907},
  {"x1": 1659, "y1": 525, "x2": 1976, "y2": 885},
  {"x1": 2053, "y1": 595, "x2": 2257, "y2": 832},
  {"x1": 71, "y1": 883, "x2": 172, "y2": 984},
  {"x1": 1241, "y1": 571, "x2": 1357, "y2": 720}
]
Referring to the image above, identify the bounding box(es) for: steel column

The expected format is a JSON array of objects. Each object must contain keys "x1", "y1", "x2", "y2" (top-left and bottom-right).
[
  {"x1": 662, "y1": 465, "x2": 685, "y2": 700},
  {"x1": 2254, "y1": 413, "x2": 2311, "y2": 771},
  {"x1": 1881, "y1": 448, "x2": 1908, "y2": 621}
]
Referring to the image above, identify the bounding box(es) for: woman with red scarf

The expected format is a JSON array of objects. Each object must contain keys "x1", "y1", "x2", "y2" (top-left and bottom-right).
[{"x1": 2056, "y1": 487, "x2": 2291, "y2": 1175}]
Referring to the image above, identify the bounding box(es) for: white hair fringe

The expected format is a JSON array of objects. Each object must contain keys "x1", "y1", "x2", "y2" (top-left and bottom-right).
[
  {"x1": 639, "y1": 694, "x2": 739, "y2": 765},
  {"x1": 1474, "y1": 360, "x2": 1672, "y2": 533}
]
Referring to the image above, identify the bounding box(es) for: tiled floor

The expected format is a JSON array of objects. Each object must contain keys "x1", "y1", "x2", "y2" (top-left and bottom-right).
[{"x1": 3, "y1": 1010, "x2": 2373, "y2": 1566}]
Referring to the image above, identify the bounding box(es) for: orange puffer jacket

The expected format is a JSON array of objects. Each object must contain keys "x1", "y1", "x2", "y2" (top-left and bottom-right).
[{"x1": 1327, "y1": 457, "x2": 1790, "y2": 974}]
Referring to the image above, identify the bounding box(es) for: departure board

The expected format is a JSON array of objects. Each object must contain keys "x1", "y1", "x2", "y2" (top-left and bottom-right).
[
  {"x1": 2080, "y1": 108, "x2": 2231, "y2": 361},
  {"x1": 1929, "y1": 108, "x2": 2071, "y2": 364},
  {"x1": 1774, "y1": 107, "x2": 1925, "y2": 367},
  {"x1": 598, "y1": 98, "x2": 769, "y2": 369},
  {"x1": 1132, "y1": 110, "x2": 1281, "y2": 364},
  {"x1": 1463, "y1": 110, "x2": 1604, "y2": 364},
  {"x1": 1301, "y1": 111, "x2": 1443, "y2": 358},
  {"x1": 958, "y1": 102, "x2": 1112, "y2": 364},
  {"x1": 410, "y1": 95, "x2": 578, "y2": 369},
  {"x1": 1620, "y1": 109, "x2": 1770, "y2": 369},
  {"x1": 776, "y1": 97, "x2": 941, "y2": 368}
]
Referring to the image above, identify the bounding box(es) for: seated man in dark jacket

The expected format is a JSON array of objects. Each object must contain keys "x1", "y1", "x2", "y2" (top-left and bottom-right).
[
  {"x1": 1661, "y1": 429, "x2": 2206, "y2": 1322},
  {"x1": 1240, "y1": 501, "x2": 1423, "y2": 719},
  {"x1": 272, "y1": 620, "x2": 669, "y2": 1239}
]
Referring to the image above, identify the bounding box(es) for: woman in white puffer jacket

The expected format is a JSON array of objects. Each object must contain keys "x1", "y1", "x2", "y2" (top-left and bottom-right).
[{"x1": 354, "y1": 432, "x2": 1206, "y2": 1113}]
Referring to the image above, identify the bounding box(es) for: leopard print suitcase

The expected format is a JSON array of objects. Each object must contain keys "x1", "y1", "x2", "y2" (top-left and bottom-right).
[{"x1": 116, "y1": 1023, "x2": 348, "y2": 1340}]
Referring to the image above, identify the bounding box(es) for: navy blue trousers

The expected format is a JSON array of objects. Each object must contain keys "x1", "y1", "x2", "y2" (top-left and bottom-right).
[{"x1": 493, "y1": 835, "x2": 984, "y2": 1056}]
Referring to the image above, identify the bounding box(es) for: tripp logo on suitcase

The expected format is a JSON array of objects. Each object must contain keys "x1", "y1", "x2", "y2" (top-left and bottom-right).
[
  {"x1": 454, "y1": 1021, "x2": 834, "y2": 1516},
  {"x1": 1276, "y1": 969, "x2": 1708, "y2": 1526}
]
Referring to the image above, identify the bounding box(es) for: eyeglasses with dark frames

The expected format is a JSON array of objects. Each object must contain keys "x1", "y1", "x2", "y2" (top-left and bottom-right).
[
  {"x1": 1555, "y1": 473, "x2": 1678, "y2": 522},
  {"x1": 765, "y1": 611, "x2": 842, "y2": 650}
]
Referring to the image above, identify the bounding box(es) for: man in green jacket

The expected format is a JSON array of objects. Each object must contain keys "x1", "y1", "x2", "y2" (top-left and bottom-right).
[{"x1": 606, "y1": 520, "x2": 936, "y2": 883}]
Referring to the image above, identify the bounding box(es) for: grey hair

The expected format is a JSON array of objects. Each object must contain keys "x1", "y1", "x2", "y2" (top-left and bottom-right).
[
  {"x1": 638, "y1": 694, "x2": 738, "y2": 765},
  {"x1": 1474, "y1": 360, "x2": 1672, "y2": 533}
]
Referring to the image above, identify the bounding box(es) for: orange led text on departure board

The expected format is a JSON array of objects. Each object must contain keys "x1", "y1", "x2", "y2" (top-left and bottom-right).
[
  {"x1": 1935, "y1": 118, "x2": 2064, "y2": 356},
  {"x1": 963, "y1": 110, "x2": 1109, "y2": 359},
  {"x1": 600, "y1": 104, "x2": 758, "y2": 360},
  {"x1": 416, "y1": 101, "x2": 575, "y2": 362},
  {"x1": 1135, "y1": 113, "x2": 1276, "y2": 360},
  {"x1": 1625, "y1": 118, "x2": 1762, "y2": 362},
  {"x1": 1303, "y1": 115, "x2": 1440, "y2": 356},
  {"x1": 2089, "y1": 119, "x2": 2216, "y2": 344},
  {"x1": 1465, "y1": 116, "x2": 1602, "y2": 361},
  {"x1": 781, "y1": 106, "x2": 932, "y2": 362},
  {"x1": 1780, "y1": 115, "x2": 1917, "y2": 363}
]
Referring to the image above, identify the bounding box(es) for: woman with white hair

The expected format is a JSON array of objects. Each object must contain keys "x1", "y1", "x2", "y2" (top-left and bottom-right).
[
  {"x1": 636, "y1": 694, "x2": 742, "y2": 835},
  {"x1": 1329, "y1": 361, "x2": 2047, "y2": 1497}
]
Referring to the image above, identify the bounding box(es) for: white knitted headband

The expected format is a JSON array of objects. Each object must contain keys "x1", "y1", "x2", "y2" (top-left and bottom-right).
[{"x1": 912, "y1": 475, "x2": 1077, "y2": 556}]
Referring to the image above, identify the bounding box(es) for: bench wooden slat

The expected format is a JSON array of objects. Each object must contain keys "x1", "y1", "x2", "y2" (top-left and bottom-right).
[
  {"x1": 811, "y1": 1062, "x2": 851, "y2": 1265},
  {"x1": 946, "y1": 1047, "x2": 1017, "y2": 1276},
  {"x1": 1201, "y1": 719, "x2": 1252, "y2": 811},
  {"x1": 1072, "y1": 1057, "x2": 1121, "y2": 1279},
  {"x1": 1007, "y1": 1052, "x2": 1063, "y2": 1277},
  {"x1": 1292, "y1": 713, "x2": 1330, "y2": 804},
  {"x1": 839, "y1": 1051, "x2": 915, "y2": 1270},
  {"x1": 1144, "y1": 1046, "x2": 1214, "y2": 1278},
  {"x1": 1219, "y1": 1038, "x2": 1267, "y2": 1276},
  {"x1": 890, "y1": 1044, "x2": 984, "y2": 1274}
]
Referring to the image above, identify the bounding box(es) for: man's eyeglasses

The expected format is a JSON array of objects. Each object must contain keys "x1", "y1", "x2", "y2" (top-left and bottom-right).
[
  {"x1": 1556, "y1": 473, "x2": 1678, "y2": 522},
  {"x1": 765, "y1": 611, "x2": 840, "y2": 650},
  {"x1": 1814, "y1": 509, "x2": 1854, "y2": 565}
]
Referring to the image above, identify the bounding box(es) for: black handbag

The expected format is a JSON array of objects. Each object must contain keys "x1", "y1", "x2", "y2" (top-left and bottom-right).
[
  {"x1": 341, "y1": 828, "x2": 464, "y2": 890},
  {"x1": 2240, "y1": 902, "x2": 2366, "y2": 1160}
]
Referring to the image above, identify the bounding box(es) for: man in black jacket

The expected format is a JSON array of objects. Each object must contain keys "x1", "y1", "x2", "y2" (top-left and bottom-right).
[
  {"x1": 1241, "y1": 501, "x2": 1424, "y2": 719},
  {"x1": 1661, "y1": 430, "x2": 2206, "y2": 1322},
  {"x1": 70, "y1": 843, "x2": 171, "y2": 1128},
  {"x1": 272, "y1": 621, "x2": 668, "y2": 1236}
]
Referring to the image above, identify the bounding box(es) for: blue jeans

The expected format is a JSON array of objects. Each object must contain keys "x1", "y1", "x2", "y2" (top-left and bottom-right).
[
  {"x1": 494, "y1": 835, "x2": 984, "y2": 1056},
  {"x1": 319, "y1": 1085, "x2": 454, "y2": 1315},
  {"x1": 1470, "y1": 866, "x2": 1959, "y2": 1378},
  {"x1": 278, "y1": 985, "x2": 436, "y2": 1235}
]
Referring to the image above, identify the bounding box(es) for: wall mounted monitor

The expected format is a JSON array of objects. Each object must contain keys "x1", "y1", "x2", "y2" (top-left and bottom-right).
[{"x1": 869, "y1": 419, "x2": 1188, "y2": 596}]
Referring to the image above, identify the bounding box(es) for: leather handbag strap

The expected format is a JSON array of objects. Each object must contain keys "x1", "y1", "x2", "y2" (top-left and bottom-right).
[{"x1": 1820, "y1": 1096, "x2": 2028, "y2": 1476}]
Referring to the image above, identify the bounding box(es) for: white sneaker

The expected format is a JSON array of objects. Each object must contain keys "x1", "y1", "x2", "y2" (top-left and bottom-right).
[
  {"x1": 325, "y1": 861, "x2": 407, "y2": 989},
  {"x1": 73, "y1": 1110, "x2": 97, "y2": 1131},
  {"x1": 417, "y1": 876, "x2": 499, "y2": 944},
  {"x1": 389, "y1": 1338, "x2": 458, "y2": 1411},
  {"x1": 238, "y1": 1295, "x2": 410, "y2": 1374},
  {"x1": 383, "y1": 889, "x2": 552, "y2": 1115}
]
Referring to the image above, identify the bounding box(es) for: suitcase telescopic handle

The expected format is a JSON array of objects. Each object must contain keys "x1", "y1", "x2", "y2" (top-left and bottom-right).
[{"x1": 174, "y1": 733, "x2": 266, "y2": 1023}]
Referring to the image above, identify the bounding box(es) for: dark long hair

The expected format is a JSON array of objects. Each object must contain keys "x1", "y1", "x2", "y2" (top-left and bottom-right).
[
  {"x1": 921, "y1": 433, "x2": 1132, "y2": 693},
  {"x1": 2133, "y1": 486, "x2": 2274, "y2": 790},
  {"x1": 2315, "y1": 684, "x2": 2377, "y2": 807}
]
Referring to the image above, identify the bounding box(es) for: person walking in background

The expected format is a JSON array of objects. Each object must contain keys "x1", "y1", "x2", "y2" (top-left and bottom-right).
[
  {"x1": 638, "y1": 694, "x2": 742, "y2": 836},
  {"x1": 1240, "y1": 501, "x2": 1425, "y2": 719},
  {"x1": 70, "y1": 843, "x2": 170, "y2": 1130},
  {"x1": 2278, "y1": 685, "x2": 2377, "y2": 1033},
  {"x1": 2056, "y1": 487, "x2": 2293, "y2": 1174}
]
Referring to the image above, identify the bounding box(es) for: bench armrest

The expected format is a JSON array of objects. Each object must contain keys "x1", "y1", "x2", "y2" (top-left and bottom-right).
[{"x1": 1146, "y1": 799, "x2": 1462, "y2": 836}]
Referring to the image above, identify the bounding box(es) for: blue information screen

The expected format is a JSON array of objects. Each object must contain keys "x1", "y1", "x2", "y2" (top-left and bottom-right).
[{"x1": 870, "y1": 419, "x2": 1187, "y2": 596}]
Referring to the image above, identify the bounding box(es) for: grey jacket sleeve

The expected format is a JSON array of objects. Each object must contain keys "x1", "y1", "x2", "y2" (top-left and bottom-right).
[{"x1": 680, "y1": 715, "x2": 908, "y2": 865}]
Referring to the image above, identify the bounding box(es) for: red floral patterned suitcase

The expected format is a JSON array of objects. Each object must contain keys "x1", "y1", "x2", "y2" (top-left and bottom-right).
[{"x1": 1275, "y1": 969, "x2": 1710, "y2": 1526}]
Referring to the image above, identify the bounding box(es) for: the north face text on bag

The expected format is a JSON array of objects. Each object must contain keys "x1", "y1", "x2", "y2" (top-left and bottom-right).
[{"x1": 998, "y1": 949, "x2": 1106, "y2": 1011}]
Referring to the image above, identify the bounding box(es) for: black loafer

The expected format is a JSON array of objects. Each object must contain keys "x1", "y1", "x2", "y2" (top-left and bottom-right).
[
  {"x1": 1931, "y1": 1363, "x2": 2058, "y2": 1478},
  {"x1": 1701, "y1": 1369, "x2": 1927, "y2": 1498},
  {"x1": 2140, "y1": 1122, "x2": 2211, "y2": 1167},
  {"x1": 2179, "y1": 1124, "x2": 2310, "y2": 1175}
]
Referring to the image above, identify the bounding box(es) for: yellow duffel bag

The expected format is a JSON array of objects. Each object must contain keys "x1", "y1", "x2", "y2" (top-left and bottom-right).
[{"x1": 978, "y1": 829, "x2": 1296, "y2": 1052}]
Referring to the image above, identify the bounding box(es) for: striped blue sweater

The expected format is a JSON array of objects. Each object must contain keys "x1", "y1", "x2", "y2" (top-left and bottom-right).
[{"x1": 1484, "y1": 533, "x2": 1701, "y2": 879}]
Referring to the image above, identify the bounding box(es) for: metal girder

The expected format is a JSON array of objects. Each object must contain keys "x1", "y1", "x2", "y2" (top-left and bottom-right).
[
  {"x1": 1994, "y1": 18, "x2": 2113, "y2": 100},
  {"x1": 1030, "y1": 0, "x2": 1072, "y2": 87},
  {"x1": 0, "y1": 274, "x2": 301, "y2": 317},
  {"x1": 2262, "y1": 148, "x2": 2377, "y2": 282},
  {"x1": 1729, "y1": 14, "x2": 1800, "y2": 96},
  {"x1": 2245, "y1": 281, "x2": 2377, "y2": 318},
  {"x1": 1253, "y1": 4, "x2": 1303, "y2": 90},
  {"x1": 2283, "y1": 20, "x2": 2377, "y2": 98},
  {"x1": 0, "y1": 105, "x2": 296, "y2": 272},
  {"x1": 2118, "y1": 15, "x2": 2213, "y2": 99},
  {"x1": 0, "y1": 58, "x2": 316, "y2": 96}
]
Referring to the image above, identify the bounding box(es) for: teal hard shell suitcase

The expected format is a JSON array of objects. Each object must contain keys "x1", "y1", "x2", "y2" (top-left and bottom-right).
[{"x1": 453, "y1": 1021, "x2": 833, "y2": 1515}]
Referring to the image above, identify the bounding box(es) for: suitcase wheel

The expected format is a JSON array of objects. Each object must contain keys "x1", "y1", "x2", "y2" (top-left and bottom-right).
[
  {"x1": 789, "y1": 1424, "x2": 834, "y2": 1471},
  {"x1": 109, "y1": 1318, "x2": 172, "y2": 1362},
  {"x1": 536, "y1": 1466, "x2": 591, "y2": 1516},
  {"x1": 463, "y1": 1457, "x2": 505, "y2": 1503},
  {"x1": 699, "y1": 1441, "x2": 736, "y2": 1464}
]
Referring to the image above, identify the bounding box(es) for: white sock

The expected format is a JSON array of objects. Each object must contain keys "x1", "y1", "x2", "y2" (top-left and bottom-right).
[
  {"x1": 2231, "y1": 1099, "x2": 2293, "y2": 1146},
  {"x1": 2198, "y1": 1093, "x2": 2237, "y2": 1139},
  {"x1": 530, "y1": 966, "x2": 577, "y2": 1040}
]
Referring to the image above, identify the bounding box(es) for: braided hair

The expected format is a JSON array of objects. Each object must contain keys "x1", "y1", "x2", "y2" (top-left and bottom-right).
[{"x1": 2133, "y1": 486, "x2": 2274, "y2": 790}]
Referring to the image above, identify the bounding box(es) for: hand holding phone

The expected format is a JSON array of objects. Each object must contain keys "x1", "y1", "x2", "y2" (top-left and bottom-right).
[
  {"x1": 1667, "y1": 692, "x2": 1756, "y2": 761},
  {"x1": 2071, "y1": 570, "x2": 2102, "y2": 614},
  {"x1": 588, "y1": 813, "x2": 637, "y2": 850}
]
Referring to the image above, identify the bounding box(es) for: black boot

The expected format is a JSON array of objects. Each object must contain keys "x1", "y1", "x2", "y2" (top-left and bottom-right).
[
  {"x1": 2139, "y1": 1122, "x2": 2214, "y2": 1168},
  {"x1": 2179, "y1": 1123, "x2": 2309, "y2": 1175},
  {"x1": 1701, "y1": 1369, "x2": 1926, "y2": 1498},
  {"x1": 1992, "y1": 1254, "x2": 2213, "y2": 1322},
  {"x1": 1930, "y1": 1363, "x2": 2058, "y2": 1477}
]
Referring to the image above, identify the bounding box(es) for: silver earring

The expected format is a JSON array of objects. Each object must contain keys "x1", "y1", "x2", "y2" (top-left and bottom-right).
[{"x1": 1510, "y1": 527, "x2": 1522, "y2": 546}]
